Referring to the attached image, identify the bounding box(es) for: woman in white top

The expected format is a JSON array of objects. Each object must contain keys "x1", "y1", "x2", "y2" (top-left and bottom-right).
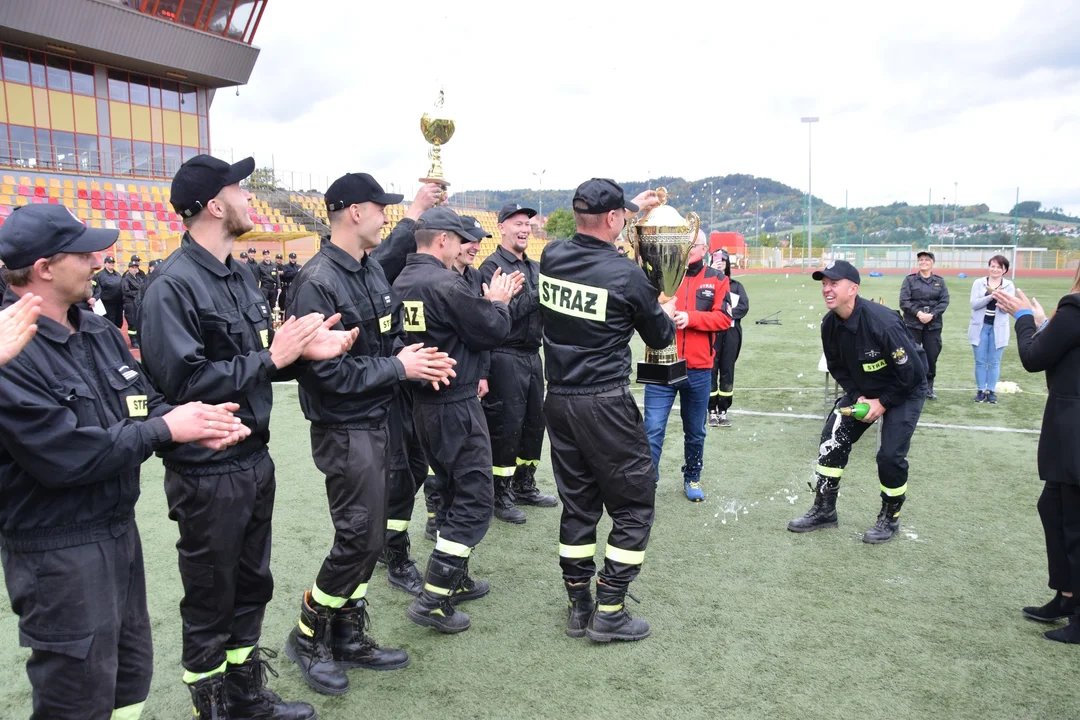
[{"x1": 968, "y1": 255, "x2": 1016, "y2": 403}]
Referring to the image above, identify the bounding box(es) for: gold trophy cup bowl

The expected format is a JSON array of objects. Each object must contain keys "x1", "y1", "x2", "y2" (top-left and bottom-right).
[
  {"x1": 419, "y1": 89, "x2": 454, "y2": 188},
  {"x1": 625, "y1": 187, "x2": 700, "y2": 385}
]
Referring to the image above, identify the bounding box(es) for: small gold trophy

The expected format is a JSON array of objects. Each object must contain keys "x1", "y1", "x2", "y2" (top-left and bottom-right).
[{"x1": 419, "y1": 88, "x2": 455, "y2": 189}]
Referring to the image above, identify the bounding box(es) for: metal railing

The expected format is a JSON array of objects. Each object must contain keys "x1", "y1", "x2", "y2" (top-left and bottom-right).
[{"x1": 0, "y1": 140, "x2": 185, "y2": 179}]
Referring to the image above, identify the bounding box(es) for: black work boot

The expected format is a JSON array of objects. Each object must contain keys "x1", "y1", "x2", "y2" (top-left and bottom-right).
[
  {"x1": 787, "y1": 477, "x2": 839, "y2": 533},
  {"x1": 493, "y1": 476, "x2": 526, "y2": 524},
  {"x1": 927, "y1": 383, "x2": 938, "y2": 400},
  {"x1": 512, "y1": 465, "x2": 558, "y2": 507},
  {"x1": 1023, "y1": 591, "x2": 1077, "y2": 623},
  {"x1": 451, "y1": 557, "x2": 490, "y2": 603},
  {"x1": 423, "y1": 478, "x2": 438, "y2": 541},
  {"x1": 382, "y1": 536, "x2": 424, "y2": 595},
  {"x1": 863, "y1": 496, "x2": 904, "y2": 544},
  {"x1": 331, "y1": 599, "x2": 410, "y2": 670},
  {"x1": 1044, "y1": 615, "x2": 1080, "y2": 644},
  {"x1": 187, "y1": 675, "x2": 227, "y2": 720},
  {"x1": 283, "y1": 592, "x2": 348, "y2": 696},
  {"x1": 224, "y1": 646, "x2": 316, "y2": 719},
  {"x1": 565, "y1": 582, "x2": 594, "y2": 639},
  {"x1": 406, "y1": 556, "x2": 471, "y2": 633},
  {"x1": 586, "y1": 583, "x2": 650, "y2": 643}
]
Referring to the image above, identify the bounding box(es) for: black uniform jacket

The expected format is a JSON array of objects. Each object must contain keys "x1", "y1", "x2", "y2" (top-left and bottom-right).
[
  {"x1": 0, "y1": 296, "x2": 173, "y2": 551},
  {"x1": 258, "y1": 260, "x2": 280, "y2": 290},
  {"x1": 282, "y1": 261, "x2": 301, "y2": 287},
  {"x1": 728, "y1": 278, "x2": 750, "y2": 324},
  {"x1": 1015, "y1": 294, "x2": 1080, "y2": 486},
  {"x1": 94, "y1": 267, "x2": 123, "y2": 303},
  {"x1": 140, "y1": 234, "x2": 302, "y2": 467},
  {"x1": 899, "y1": 272, "x2": 950, "y2": 331},
  {"x1": 393, "y1": 253, "x2": 510, "y2": 402},
  {"x1": 821, "y1": 295, "x2": 927, "y2": 409},
  {"x1": 539, "y1": 233, "x2": 675, "y2": 393},
  {"x1": 479, "y1": 245, "x2": 543, "y2": 352},
  {"x1": 121, "y1": 271, "x2": 144, "y2": 304},
  {"x1": 288, "y1": 240, "x2": 406, "y2": 427}
]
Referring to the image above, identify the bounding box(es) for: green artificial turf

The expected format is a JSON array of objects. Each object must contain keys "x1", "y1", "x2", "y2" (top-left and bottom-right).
[{"x1": 0, "y1": 273, "x2": 1075, "y2": 719}]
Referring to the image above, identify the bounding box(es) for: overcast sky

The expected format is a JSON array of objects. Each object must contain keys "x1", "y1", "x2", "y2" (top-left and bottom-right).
[{"x1": 208, "y1": 0, "x2": 1080, "y2": 215}]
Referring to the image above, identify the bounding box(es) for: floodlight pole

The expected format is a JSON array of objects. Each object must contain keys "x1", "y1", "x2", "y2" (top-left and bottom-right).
[{"x1": 801, "y1": 117, "x2": 819, "y2": 273}]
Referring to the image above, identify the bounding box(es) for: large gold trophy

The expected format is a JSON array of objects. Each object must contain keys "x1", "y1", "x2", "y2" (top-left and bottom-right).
[
  {"x1": 625, "y1": 187, "x2": 700, "y2": 385},
  {"x1": 419, "y1": 88, "x2": 454, "y2": 189}
]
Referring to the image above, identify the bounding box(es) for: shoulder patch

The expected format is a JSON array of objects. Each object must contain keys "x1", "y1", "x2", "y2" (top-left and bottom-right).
[{"x1": 892, "y1": 347, "x2": 908, "y2": 365}]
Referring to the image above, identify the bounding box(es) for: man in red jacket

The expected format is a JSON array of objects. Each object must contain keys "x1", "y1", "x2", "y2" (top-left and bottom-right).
[{"x1": 643, "y1": 231, "x2": 732, "y2": 501}]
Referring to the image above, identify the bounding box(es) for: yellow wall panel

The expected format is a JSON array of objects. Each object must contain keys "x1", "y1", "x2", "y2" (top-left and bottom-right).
[
  {"x1": 162, "y1": 110, "x2": 181, "y2": 145},
  {"x1": 49, "y1": 90, "x2": 75, "y2": 132},
  {"x1": 181, "y1": 113, "x2": 199, "y2": 147},
  {"x1": 150, "y1": 108, "x2": 163, "y2": 142},
  {"x1": 130, "y1": 105, "x2": 151, "y2": 142},
  {"x1": 73, "y1": 94, "x2": 96, "y2": 134},
  {"x1": 5, "y1": 83, "x2": 33, "y2": 126},
  {"x1": 0, "y1": 84, "x2": 5, "y2": 123},
  {"x1": 33, "y1": 88, "x2": 51, "y2": 129},
  {"x1": 109, "y1": 100, "x2": 131, "y2": 139}
]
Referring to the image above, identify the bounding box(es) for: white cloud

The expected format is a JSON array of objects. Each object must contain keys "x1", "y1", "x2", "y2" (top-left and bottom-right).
[{"x1": 208, "y1": 0, "x2": 1080, "y2": 214}]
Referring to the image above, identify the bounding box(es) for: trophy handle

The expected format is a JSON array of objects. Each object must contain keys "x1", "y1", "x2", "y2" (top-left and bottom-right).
[{"x1": 685, "y1": 211, "x2": 701, "y2": 254}]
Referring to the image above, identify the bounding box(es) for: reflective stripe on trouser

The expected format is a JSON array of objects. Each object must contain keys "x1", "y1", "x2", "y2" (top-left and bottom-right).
[
  {"x1": 111, "y1": 701, "x2": 146, "y2": 720},
  {"x1": 709, "y1": 325, "x2": 742, "y2": 412},
  {"x1": 414, "y1": 395, "x2": 494, "y2": 551},
  {"x1": 482, "y1": 351, "x2": 546, "y2": 475},
  {"x1": 309, "y1": 425, "x2": 388, "y2": 605},
  {"x1": 164, "y1": 449, "x2": 275, "y2": 675},
  {"x1": 0, "y1": 526, "x2": 153, "y2": 718},
  {"x1": 544, "y1": 390, "x2": 655, "y2": 590},
  {"x1": 385, "y1": 387, "x2": 430, "y2": 555},
  {"x1": 816, "y1": 393, "x2": 924, "y2": 497},
  {"x1": 123, "y1": 301, "x2": 139, "y2": 338}
]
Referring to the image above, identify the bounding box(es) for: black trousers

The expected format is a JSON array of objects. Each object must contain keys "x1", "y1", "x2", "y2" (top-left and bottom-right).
[
  {"x1": 709, "y1": 324, "x2": 743, "y2": 413},
  {"x1": 482, "y1": 350, "x2": 546, "y2": 477},
  {"x1": 123, "y1": 301, "x2": 139, "y2": 343},
  {"x1": 1, "y1": 526, "x2": 152, "y2": 719},
  {"x1": 907, "y1": 325, "x2": 942, "y2": 384},
  {"x1": 102, "y1": 299, "x2": 124, "y2": 329},
  {"x1": 544, "y1": 388, "x2": 656, "y2": 590},
  {"x1": 309, "y1": 424, "x2": 389, "y2": 604},
  {"x1": 1038, "y1": 482, "x2": 1080, "y2": 593},
  {"x1": 261, "y1": 288, "x2": 277, "y2": 313},
  {"x1": 816, "y1": 393, "x2": 925, "y2": 497},
  {"x1": 164, "y1": 450, "x2": 275, "y2": 674},
  {"x1": 414, "y1": 395, "x2": 493, "y2": 558},
  {"x1": 386, "y1": 390, "x2": 429, "y2": 553}
]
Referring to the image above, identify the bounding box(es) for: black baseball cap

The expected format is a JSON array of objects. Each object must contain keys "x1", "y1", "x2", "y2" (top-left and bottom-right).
[
  {"x1": 418, "y1": 207, "x2": 474, "y2": 240},
  {"x1": 170, "y1": 154, "x2": 255, "y2": 219},
  {"x1": 288, "y1": 252, "x2": 297, "y2": 259},
  {"x1": 262, "y1": 249, "x2": 270, "y2": 255},
  {"x1": 247, "y1": 246, "x2": 256, "y2": 253},
  {"x1": 325, "y1": 173, "x2": 404, "y2": 211},
  {"x1": 813, "y1": 260, "x2": 861, "y2": 285},
  {"x1": 239, "y1": 252, "x2": 248, "y2": 259},
  {"x1": 0, "y1": 205, "x2": 119, "y2": 269},
  {"x1": 572, "y1": 178, "x2": 638, "y2": 214},
  {"x1": 128, "y1": 259, "x2": 140, "y2": 268},
  {"x1": 104, "y1": 255, "x2": 115, "y2": 263},
  {"x1": 917, "y1": 250, "x2": 935, "y2": 261},
  {"x1": 497, "y1": 203, "x2": 537, "y2": 223},
  {"x1": 275, "y1": 253, "x2": 283, "y2": 259},
  {"x1": 130, "y1": 254, "x2": 141, "y2": 263},
  {"x1": 460, "y1": 215, "x2": 491, "y2": 242}
]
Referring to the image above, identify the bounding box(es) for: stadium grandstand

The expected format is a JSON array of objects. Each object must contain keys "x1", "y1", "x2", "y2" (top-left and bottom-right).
[{"x1": 0, "y1": 0, "x2": 543, "y2": 269}]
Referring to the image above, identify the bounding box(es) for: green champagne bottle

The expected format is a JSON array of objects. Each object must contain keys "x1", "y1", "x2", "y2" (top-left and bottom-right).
[{"x1": 835, "y1": 403, "x2": 870, "y2": 419}]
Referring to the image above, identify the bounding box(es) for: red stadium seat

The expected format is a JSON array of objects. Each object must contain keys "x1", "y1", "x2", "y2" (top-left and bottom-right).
[
  {"x1": 34, "y1": 187, "x2": 46, "y2": 197},
  {"x1": 91, "y1": 190, "x2": 102, "y2": 200},
  {"x1": 77, "y1": 189, "x2": 88, "y2": 199},
  {"x1": 91, "y1": 199, "x2": 104, "y2": 210},
  {"x1": 119, "y1": 221, "x2": 130, "y2": 230},
  {"x1": 106, "y1": 210, "x2": 118, "y2": 220},
  {"x1": 105, "y1": 192, "x2": 115, "y2": 201},
  {"x1": 17, "y1": 186, "x2": 31, "y2": 196}
]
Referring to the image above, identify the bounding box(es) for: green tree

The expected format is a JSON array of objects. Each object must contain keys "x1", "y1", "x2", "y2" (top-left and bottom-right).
[
  {"x1": 544, "y1": 208, "x2": 575, "y2": 239},
  {"x1": 1019, "y1": 218, "x2": 1042, "y2": 247},
  {"x1": 243, "y1": 167, "x2": 278, "y2": 191}
]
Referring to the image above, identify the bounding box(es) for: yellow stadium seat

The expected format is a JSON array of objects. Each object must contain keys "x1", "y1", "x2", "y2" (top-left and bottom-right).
[
  {"x1": 63, "y1": 179, "x2": 73, "y2": 189},
  {"x1": 19, "y1": 177, "x2": 31, "y2": 187},
  {"x1": 63, "y1": 188, "x2": 74, "y2": 199},
  {"x1": 139, "y1": 185, "x2": 149, "y2": 194},
  {"x1": 49, "y1": 188, "x2": 60, "y2": 198},
  {"x1": 16, "y1": 196, "x2": 29, "y2": 207},
  {"x1": 76, "y1": 207, "x2": 89, "y2": 218},
  {"x1": 1, "y1": 185, "x2": 11, "y2": 195},
  {"x1": 2, "y1": 176, "x2": 14, "y2": 185},
  {"x1": 104, "y1": 182, "x2": 113, "y2": 191},
  {"x1": 34, "y1": 177, "x2": 46, "y2": 188},
  {"x1": 90, "y1": 181, "x2": 100, "y2": 191},
  {"x1": 49, "y1": 178, "x2": 60, "y2": 188},
  {"x1": 62, "y1": 198, "x2": 75, "y2": 209},
  {"x1": 77, "y1": 180, "x2": 88, "y2": 190}
]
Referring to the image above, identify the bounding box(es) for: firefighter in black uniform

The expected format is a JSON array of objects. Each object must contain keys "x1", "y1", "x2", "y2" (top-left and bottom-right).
[
  {"x1": 480, "y1": 203, "x2": 559, "y2": 524},
  {"x1": 539, "y1": 178, "x2": 671, "y2": 643},
  {"x1": 140, "y1": 154, "x2": 356, "y2": 719},
  {"x1": 245, "y1": 246, "x2": 258, "y2": 274},
  {"x1": 708, "y1": 249, "x2": 750, "y2": 427},
  {"x1": 0, "y1": 204, "x2": 249, "y2": 720},
  {"x1": 280, "y1": 252, "x2": 301, "y2": 313},
  {"x1": 283, "y1": 172, "x2": 454, "y2": 695},
  {"x1": 394, "y1": 206, "x2": 522, "y2": 633},
  {"x1": 899, "y1": 250, "x2": 949, "y2": 399},
  {"x1": 789, "y1": 260, "x2": 927, "y2": 544},
  {"x1": 258, "y1": 249, "x2": 280, "y2": 311},
  {"x1": 121, "y1": 255, "x2": 144, "y2": 348},
  {"x1": 94, "y1": 254, "x2": 124, "y2": 328}
]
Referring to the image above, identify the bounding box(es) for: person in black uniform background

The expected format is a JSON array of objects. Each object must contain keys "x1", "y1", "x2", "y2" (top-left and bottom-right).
[
  {"x1": 899, "y1": 250, "x2": 949, "y2": 400},
  {"x1": 258, "y1": 249, "x2": 280, "y2": 311},
  {"x1": 789, "y1": 260, "x2": 927, "y2": 544},
  {"x1": 280, "y1": 252, "x2": 301, "y2": 313},
  {"x1": 245, "y1": 246, "x2": 258, "y2": 274},
  {"x1": 121, "y1": 256, "x2": 144, "y2": 349},
  {"x1": 94, "y1": 254, "x2": 124, "y2": 328},
  {"x1": 480, "y1": 203, "x2": 558, "y2": 524},
  {"x1": 708, "y1": 249, "x2": 750, "y2": 428},
  {"x1": 394, "y1": 206, "x2": 521, "y2": 634},
  {"x1": 283, "y1": 172, "x2": 454, "y2": 695},
  {"x1": 539, "y1": 179, "x2": 671, "y2": 643},
  {"x1": 0, "y1": 204, "x2": 249, "y2": 720},
  {"x1": 141, "y1": 154, "x2": 356, "y2": 720}
]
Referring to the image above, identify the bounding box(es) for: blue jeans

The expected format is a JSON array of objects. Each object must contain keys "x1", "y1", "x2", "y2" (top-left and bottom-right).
[
  {"x1": 643, "y1": 369, "x2": 711, "y2": 485},
  {"x1": 973, "y1": 323, "x2": 1005, "y2": 391}
]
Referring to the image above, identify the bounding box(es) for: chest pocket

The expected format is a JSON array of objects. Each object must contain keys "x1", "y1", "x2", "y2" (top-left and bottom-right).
[
  {"x1": 340, "y1": 295, "x2": 383, "y2": 357},
  {"x1": 245, "y1": 302, "x2": 272, "y2": 349},
  {"x1": 103, "y1": 362, "x2": 147, "y2": 419},
  {"x1": 695, "y1": 286, "x2": 716, "y2": 312},
  {"x1": 55, "y1": 375, "x2": 102, "y2": 428},
  {"x1": 857, "y1": 343, "x2": 887, "y2": 372}
]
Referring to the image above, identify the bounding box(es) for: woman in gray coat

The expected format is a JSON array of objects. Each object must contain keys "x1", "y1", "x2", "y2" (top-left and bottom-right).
[{"x1": 968, "y1": 255, "x2": 1015, "y2": 403}]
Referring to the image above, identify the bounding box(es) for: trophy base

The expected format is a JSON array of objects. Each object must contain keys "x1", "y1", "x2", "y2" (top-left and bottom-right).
[
  {"x1": 636, "y1": 359, "x2": 688, "y2": 386},
  {"x1": 419, "y1": 177, "x2": 450, "y2": 188}
]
